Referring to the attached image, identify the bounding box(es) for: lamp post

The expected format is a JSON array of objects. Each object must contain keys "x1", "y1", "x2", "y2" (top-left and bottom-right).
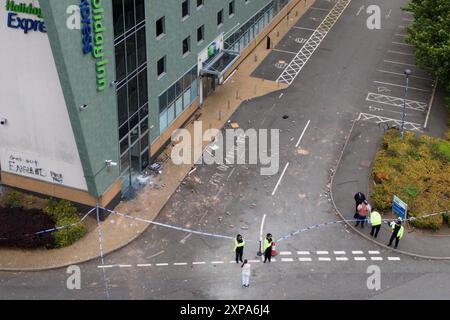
[{"x1": 401, "y1": 69, "x2": 412, "y2": 140}]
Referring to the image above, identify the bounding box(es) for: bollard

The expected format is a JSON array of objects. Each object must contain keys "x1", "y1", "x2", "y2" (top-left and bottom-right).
[
  {"x1": 228, "y1": 100, "x2": 231, "y2": 110},
  {"x1": 254, "y1": 54, "x2": 258, "y2": 62},
  {"x1": 276, "y1": 30, "x2": 279, "y2": 37},
  {"x1": 219, "y1": 110, "x2": 222, "y2": 121}
]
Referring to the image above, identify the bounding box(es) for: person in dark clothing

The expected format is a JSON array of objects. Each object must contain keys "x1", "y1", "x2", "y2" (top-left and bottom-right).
[
  {"x1": 234, "y1": 234, "x2": 245, "y2": 263},
  {"x1": 354, "y1": 192, "x2": 366, "y2": 213},
  {"x1": 388, "y1": 219, "x2": 404, "y2": 249},
  {"x1": 263, "y1": 233, "x2": 273, "y2": 263}
]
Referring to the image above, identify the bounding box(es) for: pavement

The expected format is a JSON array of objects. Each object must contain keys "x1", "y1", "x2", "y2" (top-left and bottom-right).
[{"x1": 1, "y1": 0, "x2": 450, "y2": 300}]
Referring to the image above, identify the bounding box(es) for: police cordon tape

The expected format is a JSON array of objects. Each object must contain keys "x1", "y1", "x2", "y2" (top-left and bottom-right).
[
  {"x1": 0, "y1": 206, "x2": 447, "y2": 243},
  {"x1": 276, "y1": 211, "x2": 447, "y2": 242},
  {"x1": 103, "y1": 207, "x2": 236, "y2": 241}
]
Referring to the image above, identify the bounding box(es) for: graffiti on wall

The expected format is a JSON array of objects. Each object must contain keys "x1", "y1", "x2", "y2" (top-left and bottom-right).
[{"x1": 7, "y1": 154, "x2": 64, "y2": 184}]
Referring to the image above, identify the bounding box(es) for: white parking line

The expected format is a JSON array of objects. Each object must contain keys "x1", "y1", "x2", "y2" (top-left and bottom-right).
[
  {"x1": 174, "y1": 263, "x2": 188, "y2": 266},
  {"x1": 371, "y1": 257, "x2": 383, "y2": 261},
  {"x1": 156, "y1": 263, "x2": 169, "y2": 267},
  {"x1": 318, "y1": 257, "x2": 332, "y2": 261},
  {"x1": 383, "y1": 60, "x2": 416, "y2": 67},
  {"x1": 402, "y1": 18, "x2": 414, "y2": 22},
  {"x1": 336, "y1": 257, "x2": 349, "y2": 261},
  {"x1": 271, "y1": 162, "x2": 290, "y2": 196},
  {"x1": 387, "y1": 50, "x2": 414, "y2": 57},
  {"x1": 317, "y1": 251, "x2": 329, "y2": 255},
  {"x1": 369, "y1": 251, "x2": 380, "y2": 255},
  {"x1": 292, "y1": 26, "x2": 316, "y2": 32},
  {"x1": 282, "y1": 258, "x2": 294, "y2": 262},
  {"x1": 310, "y1": 7, "x2": 330, "y2": 12},
  {"x1": 297, "y1": 251, "x2": 311, "y2": 255},
  {"x1": 392, "y1": 41, "x2": 414, "y2": 47},
  {"x1": 296, "y1": 120, "x2": 311, "y2": 148},
  {"x1": 137, "y1": 264, "x2": 152, "y2": 267},
  {"x1": 192, "y1": 262, "x2": 206, "y2": 265},
  {"x1": 373, "y1": 81, "x2": 431, "y2": 93},
  {"x1": 395, "y1": 33, "x2": 407, "y2": 37},
  {"x1": 299, "y1": 257, "x2": 312, "y2": 262},
  {"x1": 119, "y1": 265, "x2": 132, "y2": 268},
  {"x1": 248, "y1": 260, "x2": 260, "y2": 263},
  {"x1": 388, "y1": 257, "x2": 401, "y2": 261},
  {"x1": 212, "y1": 261, "x2": 224, "y2": 264},
  {"x1": 273, "y1": 48, "x2": 298, "y2": 55},
  {"x1": 280, "y1": 251, "x2": 292, "y2": 255},
  {"x1": 354, "y1": 257, "x2": 367, "y2": 261},
  {"x1": 333, "y1": 251, "x2": 346, "y2": 255},
  {"x1": 352, "y1": 251, "x2": 364, "y2": 255},
  {"x1": 98, "y1": 265, "x2": 114, "y2": 269},
  {"x1": 377, "y1": 69, "x2": 433, "y2": 81}
]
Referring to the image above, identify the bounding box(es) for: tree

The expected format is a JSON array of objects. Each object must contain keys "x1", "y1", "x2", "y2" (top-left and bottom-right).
[{"x1": 404, "y1": 0, "x2": 450, "y2": 91}]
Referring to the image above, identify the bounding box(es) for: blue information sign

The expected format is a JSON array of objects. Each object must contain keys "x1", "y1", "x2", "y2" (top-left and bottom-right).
[{"x1": 392, "y1": 195, "x2": 408, "y2": 219}]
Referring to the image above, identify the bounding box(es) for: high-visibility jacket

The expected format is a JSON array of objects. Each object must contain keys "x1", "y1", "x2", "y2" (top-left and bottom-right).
[
  {"x1": 234, "y1": 239, "x2": 245, "y2": 252},
  {"x1": 263, "y1": 238, "x2": 272, "y2": 252},
  {"x1": 391, "y1": 223, "x2": 404, "y2": 239},
  {"x1": 370, "y1": 211, "x2": 382, "y2": 226}
]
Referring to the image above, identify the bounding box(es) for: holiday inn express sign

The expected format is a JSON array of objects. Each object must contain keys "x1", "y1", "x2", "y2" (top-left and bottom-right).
[
  {"x1": 80, "y1": 0, "x2": 109, "y2": 92},
  {"x1": 5, "y1": 0, "x2": 46, "y2": 34}
]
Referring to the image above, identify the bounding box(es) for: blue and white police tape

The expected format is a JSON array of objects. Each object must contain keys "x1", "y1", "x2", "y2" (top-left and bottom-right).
[
  {"x1": 276, "y1": 211, "x2": 448, "y2": 242},
  {"x1": 34, "y1": 207, "x2": 94, "y2": 235},
  {"x1": 102, "y1": 207, "x2": 238, "y2": 241}
]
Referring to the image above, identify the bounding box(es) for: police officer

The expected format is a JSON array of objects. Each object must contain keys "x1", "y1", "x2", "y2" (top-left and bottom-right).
[
  {"x1": 369, "y1": 210, "x2": 382, "y2": 238},
  {"x1": 388, "y1": 219, "x2": 404, "y2": 249},
  {"x1": 263, "y1": 233, "x2": 273, "y2": 263},
  {"x1": 234, "y1": 234, "x2": 245, "y2": 263}
]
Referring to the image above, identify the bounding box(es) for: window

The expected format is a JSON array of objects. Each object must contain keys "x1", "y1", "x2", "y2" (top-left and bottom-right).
[
  {"x1": 182, "y1": 0, "x2": 190, "y2": 19},
  {"x1": 217, "y1": 9, "x2": 223, "y2": 27},
  {"x1": 157, "y1": 56, "x2": 166, "y2": 77},
  {"x1": 197, "y1": 0, "x2": 203, "y2": 8},
  {"x1": 182, "y1": 36, "x2": 191, "y2": 56},
  {"x1": 229, "y1": 1, "x2": 234, "y2": 16},
  {"x1": 156, "y1": 16, "x2": 165, "y2": 38},
  {"x1": 197, "y1": 25, "x2": 204, "y2": 43}
]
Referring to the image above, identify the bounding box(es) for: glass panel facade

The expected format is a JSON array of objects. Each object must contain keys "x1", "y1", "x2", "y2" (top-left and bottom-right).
[
  {"x1": 224, "y1": 0, "x2": 291, "y2": 53},
  {"x1": 157, "y1": 65, "x2": 199, "y2": 135},
  {"x1": 113, "y1": 0, "x2": 149, "y2": 189}
]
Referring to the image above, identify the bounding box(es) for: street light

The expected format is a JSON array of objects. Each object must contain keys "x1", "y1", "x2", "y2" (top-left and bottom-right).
[{"x1": 401, "y1": 69, "x2": 412, "y2": 140}]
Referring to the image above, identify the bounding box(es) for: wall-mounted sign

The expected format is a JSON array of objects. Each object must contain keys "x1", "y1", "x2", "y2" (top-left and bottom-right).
[
  {"x1": 80, "y1": 0, "x2": 108, "y2": 92},
  {"x1": 5, "y1": 0, "x2": 46, "y2": 34}
]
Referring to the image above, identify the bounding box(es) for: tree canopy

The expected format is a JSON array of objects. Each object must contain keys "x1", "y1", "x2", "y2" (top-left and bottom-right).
[{"x1": 404, "y1": 0, "x2": 450, "y2": 91}]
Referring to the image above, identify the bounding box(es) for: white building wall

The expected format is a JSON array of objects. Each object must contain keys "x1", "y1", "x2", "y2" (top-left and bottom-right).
[{"x1": 0, "y1": 0, "x2": 88, "y2": 190}]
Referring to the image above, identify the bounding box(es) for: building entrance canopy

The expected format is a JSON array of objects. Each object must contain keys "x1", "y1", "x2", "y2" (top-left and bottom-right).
[{"x1": 200, "y1": 50, "x2": 240, "y2": 79}]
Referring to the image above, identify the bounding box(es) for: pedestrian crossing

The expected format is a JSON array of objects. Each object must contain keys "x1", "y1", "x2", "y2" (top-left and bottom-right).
[{"x1": 98, "y1": 250, "x2": 401, "y2": 269}]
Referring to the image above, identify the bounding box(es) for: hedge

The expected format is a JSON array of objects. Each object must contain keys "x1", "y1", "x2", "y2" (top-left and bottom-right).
[{"x1": 372, "y1": 129, "x2": 450, "y2": 230}]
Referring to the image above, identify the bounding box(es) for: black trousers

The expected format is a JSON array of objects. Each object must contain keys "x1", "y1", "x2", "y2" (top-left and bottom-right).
[
  {"x1": 264, "y1": 248, "x2": 272, "y2": 263},
  {"x1": 355, "y1": 217, "x2": 366, "y2": 228},
  {"x1": 235, "y1": 248, "x2": 243, "y2": 263},
  {"x1": 388, "y1": 234, "x2": 400, "y2": 248},
  {"x1": 371, "y1": 225, "x2": 381, "y2": 238}
]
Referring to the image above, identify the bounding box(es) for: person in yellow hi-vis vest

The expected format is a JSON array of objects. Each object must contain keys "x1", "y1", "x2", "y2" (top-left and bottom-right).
[
  {"x1": 263, "y1": 233, "x2": 273, "y2": 263},
  {"x1": 369, "y1": 210, "x2": 382, "y2": 238},
  {"x1": 387, "y1": 219, "x2": 404, "y2": 249},
  {"x1": 234, "y1": 234, "x2": 245, "y2": 263}
]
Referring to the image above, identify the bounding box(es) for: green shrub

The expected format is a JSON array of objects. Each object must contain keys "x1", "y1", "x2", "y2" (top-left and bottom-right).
[
  {"x1": 404, "y1": 185, "x2": 420, "y2": 198},
  {"x1": 429, "y1": 141, "x2": 450, "y2": 163},
  {"x1": 410, "y1": 212, "x2": 443, "y2": 230},
  {"x1": 53, "y1": 215, "x2": 87, "y2": 249},
  {"x1": 5, "y1": 191, "x2": 22, "y2": 209},
  {"x1": 443, "y1": 211, "x2": 449, "y2": 226},
  {"x1": 43, "y1": 199, "x2": 86, "y2": 248}
]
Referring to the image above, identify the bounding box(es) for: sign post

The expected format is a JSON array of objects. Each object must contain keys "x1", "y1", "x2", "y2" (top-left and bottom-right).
[{"x1": 392, "y1": 195, "x2": 408, "y2": 220}]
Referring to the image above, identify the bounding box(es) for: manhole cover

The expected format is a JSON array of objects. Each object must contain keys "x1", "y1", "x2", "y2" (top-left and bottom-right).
[{"x1": 283, "y1": 115, "x2": 289, "y2": 119}]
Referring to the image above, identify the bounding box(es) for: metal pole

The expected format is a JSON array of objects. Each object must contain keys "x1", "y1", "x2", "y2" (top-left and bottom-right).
[{"x1": 401, "y1": 69, "x2": 411, "y2": 140}]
